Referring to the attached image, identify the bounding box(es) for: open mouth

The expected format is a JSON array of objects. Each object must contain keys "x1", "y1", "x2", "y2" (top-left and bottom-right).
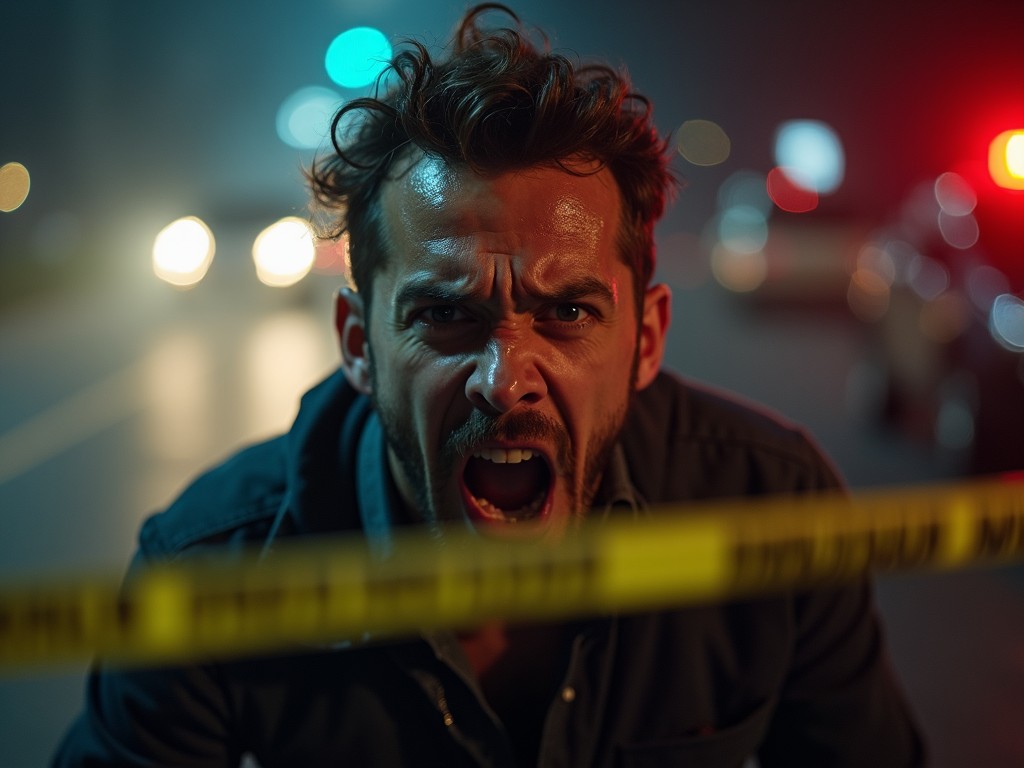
[{"x1": 461, "y1": 447, "x2": 553, "y2": 525}]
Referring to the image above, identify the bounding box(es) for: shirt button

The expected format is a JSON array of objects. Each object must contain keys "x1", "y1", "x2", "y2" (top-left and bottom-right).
[{"x1": 561, "y1": 686, "x2": 576, "y2": 703}]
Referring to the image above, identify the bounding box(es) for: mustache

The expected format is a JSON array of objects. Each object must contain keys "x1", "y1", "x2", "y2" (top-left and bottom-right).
[{"x1": 442, "y1": 410, "x2": 572, "y2": 471}]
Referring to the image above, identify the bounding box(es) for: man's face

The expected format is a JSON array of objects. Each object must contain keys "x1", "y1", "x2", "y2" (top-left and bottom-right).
[{"x1": 341, "y1": 155, "x2": 668, "y2": 538}]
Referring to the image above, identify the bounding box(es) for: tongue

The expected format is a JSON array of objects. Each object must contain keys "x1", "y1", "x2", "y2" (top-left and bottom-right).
[{"x1": 464, "y1": 457, "x2": 547, "y2": 511}]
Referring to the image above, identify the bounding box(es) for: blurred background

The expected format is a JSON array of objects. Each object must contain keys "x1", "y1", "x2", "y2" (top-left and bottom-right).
[{"x1": 2, "y1": 0, "x2": 1024, "y2": 764}]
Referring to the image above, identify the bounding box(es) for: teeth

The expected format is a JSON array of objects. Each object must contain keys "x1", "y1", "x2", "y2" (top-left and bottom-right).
[
  {"x1": 472, "y1": 447, "x2": 536, "y2": 464},
  {"x1": 473, "y1": 488, "x2": 547, "y2": 522},
  {"x1": 467, "y1": 448, "x2": 547, "y2": 522}
]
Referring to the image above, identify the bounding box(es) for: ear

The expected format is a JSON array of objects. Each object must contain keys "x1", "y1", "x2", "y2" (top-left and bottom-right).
[
  {"x1": 335, "y1": 287, "x2": 372, "y2": 395},
  {"x1": 634, "y1": 283, "x2": 671, "y2": 391}
]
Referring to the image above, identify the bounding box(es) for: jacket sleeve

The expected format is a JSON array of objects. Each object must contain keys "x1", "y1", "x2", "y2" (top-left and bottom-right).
[
  {"x1": 755, "y1": 454, "x2": 926, "y2": 766},
  {"x1": 51, "y1": 660, "x2": 238, "y2": 767},
  {"x1": 52, "y1": 437, "x2": 291, "y2": 767},
  {"x1": 51, "y1": 540, "x2": 241, "y2": 768},
  {"x1": 757, "y1": 579, "x2": 926, "y2": 767},
  {"x1": 749, "y1": 436, "x2": 924, "y2": 765}
]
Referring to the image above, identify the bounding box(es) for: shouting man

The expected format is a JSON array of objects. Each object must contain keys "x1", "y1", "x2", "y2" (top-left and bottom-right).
[{"x1": 55, "y1": 5, "x2": 923, "y2": 766}]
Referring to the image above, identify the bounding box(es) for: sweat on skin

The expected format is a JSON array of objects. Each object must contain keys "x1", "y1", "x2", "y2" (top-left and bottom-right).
[{"x1": 334, "y1": 152, "x2": 671, "y2": 540}]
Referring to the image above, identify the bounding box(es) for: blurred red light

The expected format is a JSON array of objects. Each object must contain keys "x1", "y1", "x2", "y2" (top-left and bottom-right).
[
  {"x1": 766, "y1": 167, "x2": 818, "y2": 213},
  {"x1": 989, "y1": 129, "x2": 1024, "y2": 190}
]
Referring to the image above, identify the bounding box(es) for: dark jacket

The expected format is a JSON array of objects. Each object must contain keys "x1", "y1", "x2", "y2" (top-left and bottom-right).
[{"x1": 54, "y1": 370, "x2": 924, "y2": 767}]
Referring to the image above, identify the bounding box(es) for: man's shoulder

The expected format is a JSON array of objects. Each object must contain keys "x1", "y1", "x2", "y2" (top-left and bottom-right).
[
  {"x1": 624, "y1": 371, "x2": 841, "y2": 501},
  {"x1": 632, "y1": 370, "x2": 815, "y2": 452},
  {"x1": 137, "y1": 436, "x2": 290, "y2": 561},
  {"x1": 134, "y1": 371, "x2": 363, "y2": 562}
]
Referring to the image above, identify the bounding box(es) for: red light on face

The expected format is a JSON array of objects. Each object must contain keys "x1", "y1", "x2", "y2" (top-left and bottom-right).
[
  {"x1": 766, "y1": 167, "x2": 818, "y2": 213},
  {"x1": 989, "y1": 129, "x2": 1024, "y2": 190}
]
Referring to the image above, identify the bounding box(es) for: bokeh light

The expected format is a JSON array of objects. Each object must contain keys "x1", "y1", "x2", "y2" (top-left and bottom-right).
[
  {"x1": 1010, "y1": 133, "x2": 1024, "y2": 177},
  {"x1": 325, "y1": 27, "x2": 392, "y2": 89},
  {"x1": 932, "y1": 171, "x2": 980, "y2": 250},
  {"x1": 989, "y1": 129, "x2": 1024, "y2": 190},
  {"x1": 0, "y1": 161, "x2": 31, "y2": 213},
  {"x1": 276, "y1": 86, "x2": 341, "y2": 150},
  {"x1": 314, "y1": 232, "x2": 351, "y2": 280},
  {"x1": 933, "y1": 172, "x2": 976, "y2": 216},
  {"x1": 937, "y1": 210, "x2": 980, "y2": 250},
  {"x1": 717, "y1": 205, "x2": 768, "y2": 254},
  {"x1": 766, "y1": 166, "x2": 818, "y2": 213},
  {"x1": 710, "y1": 242, "x2": 767, "y2": 292},
  {"x1": 906, "y1": 254, "x2": 949, "y2": 301},
  {"x1": 773, "y1": 119, "x2": 845, "y2": 194},
  {"x1": 152, "y1": 216, "x2": 215, "y2": 288},
  {"x1": 253, "y1": 217, "x2": 316, "y2": 287},
  {"x1": 989, "y1": 293, "x2": 1024, "y2": 350},
  {"x1": 856, "y1": 242, "x2": 898, "y2": 286},
  {"x1": 718, "y1": 170, "x2": 772, "y2": 216},
  {"x1": 987, "y1": 129, "x2": 1024, "y2": 189},
  {"x1": 676, "y1": 119, "x2": 731, "y2": 166},
  {"x1": 847, "y1": 268, "x2": 891, "y2": 322}
]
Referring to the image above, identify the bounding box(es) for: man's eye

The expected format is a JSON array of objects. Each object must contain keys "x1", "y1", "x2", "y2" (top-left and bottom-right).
[
  {"x1": 545, "y1": 304, "x2": 591, "y2": 323},
  {"x1": 418, "y1": 305, "x2": 467, "y2": 324}
]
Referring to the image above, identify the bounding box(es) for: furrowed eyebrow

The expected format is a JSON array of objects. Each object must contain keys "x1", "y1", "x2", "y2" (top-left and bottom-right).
[
  {"x1": 533, "y1": 276, "x2": 617, "y2": 306},
  {"x1": 393, "y1": 274, "x2": 618, "y2": 310},
  {"x1": 394, "y1": 278, "x2": 468, "y2": 310}
]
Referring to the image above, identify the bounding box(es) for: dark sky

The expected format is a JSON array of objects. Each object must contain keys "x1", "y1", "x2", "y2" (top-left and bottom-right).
[{"x1": 2, "y1": 0, "x2": 1023, "y2": 276}]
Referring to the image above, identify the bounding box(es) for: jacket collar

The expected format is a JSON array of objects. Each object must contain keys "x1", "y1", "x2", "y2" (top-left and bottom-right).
[{"x1": 280, "y1": 370, "x2": 365, "y2": 536}]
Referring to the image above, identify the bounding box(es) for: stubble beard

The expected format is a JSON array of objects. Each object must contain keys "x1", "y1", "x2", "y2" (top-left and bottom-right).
[{"x1": 369, "y1": 367, "x2": 634, "y2": 529}]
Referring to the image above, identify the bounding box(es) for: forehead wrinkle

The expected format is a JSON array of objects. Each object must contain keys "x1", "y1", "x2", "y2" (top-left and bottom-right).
[
  {"x1": 393, "y1": 254, "x2": 618, "y2": 315},
  {"x1": 391, "y1": 246, "x2": 497, "y2": 307},
  {"x1": 380, "y1": 160, "x2": 628, "y2": 315},
  {"x1": 523, "y1": 259, "x2": 619, "y2": 308},
  {"x1": 393, "y1": 272, "x2": 475, "y2": 309}
]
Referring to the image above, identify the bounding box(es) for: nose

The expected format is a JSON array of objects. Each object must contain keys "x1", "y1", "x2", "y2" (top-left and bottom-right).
[{"x1": 466, "y1": 335, "x2": 547, "y2": 415}]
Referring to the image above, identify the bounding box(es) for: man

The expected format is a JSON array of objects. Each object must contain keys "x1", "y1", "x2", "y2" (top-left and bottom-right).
[{"x1": 55, "y1": 5, "x2": 924, "y2": 766}]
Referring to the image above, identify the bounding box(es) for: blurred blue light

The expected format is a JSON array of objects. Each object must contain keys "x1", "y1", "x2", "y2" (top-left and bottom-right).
[
  {"x1": 276, "y1": 86, "x2": 341, "y2": 150},
  {"x1": 989, "y1": 293, "x2": 1024, "y2": 351},
  {"x1": 774, "y1": 120, "x2": 845, "y2": 194},
  {"x1": 717, "y1": 171, "x2": 772, "y2": 216},
  {"x1": 325, "y1": 27, "x2": 392, "y2": 89},
  {"x1": 718, "y1": 205, "x2": 768, "y2": 254}
]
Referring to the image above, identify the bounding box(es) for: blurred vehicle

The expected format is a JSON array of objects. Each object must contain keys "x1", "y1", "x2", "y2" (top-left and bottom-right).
[{"x1": 848, "y1": 127, "x2": 1024, "y2": 475}]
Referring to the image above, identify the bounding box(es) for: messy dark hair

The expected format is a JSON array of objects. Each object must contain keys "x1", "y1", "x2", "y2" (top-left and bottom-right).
[{"x1": 308, "y1": 3, "x2": 675, "y2": 314}]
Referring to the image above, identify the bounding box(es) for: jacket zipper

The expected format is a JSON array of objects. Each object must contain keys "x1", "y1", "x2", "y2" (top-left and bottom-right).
[{"x1": 435, "y1": 682, "x2": 455, "y2": 728}]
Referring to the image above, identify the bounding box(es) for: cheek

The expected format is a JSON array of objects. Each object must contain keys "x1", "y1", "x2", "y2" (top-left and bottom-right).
[
  {"x1": 574, "y1": 337, "x2": 636, "y2": 416},
  {"x1": 386, "y1": 350, "x2": 472, "y2": 438},
  {"x1": 546, "y1": 349, "x2": 627, "y2": 440},
  {"x1": 555, "y1": 333, "x2": 637, "y2": 390}
]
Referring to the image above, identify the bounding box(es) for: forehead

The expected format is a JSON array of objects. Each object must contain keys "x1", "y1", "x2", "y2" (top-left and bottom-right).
[{"x1": 377, "y1": 154, "x2": 624, "y2": 280}]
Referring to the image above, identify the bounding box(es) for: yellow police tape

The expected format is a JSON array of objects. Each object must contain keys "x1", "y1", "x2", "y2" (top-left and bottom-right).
[{"x1": 2, "y1": 476, "x2": 1023, "y2": 672}]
